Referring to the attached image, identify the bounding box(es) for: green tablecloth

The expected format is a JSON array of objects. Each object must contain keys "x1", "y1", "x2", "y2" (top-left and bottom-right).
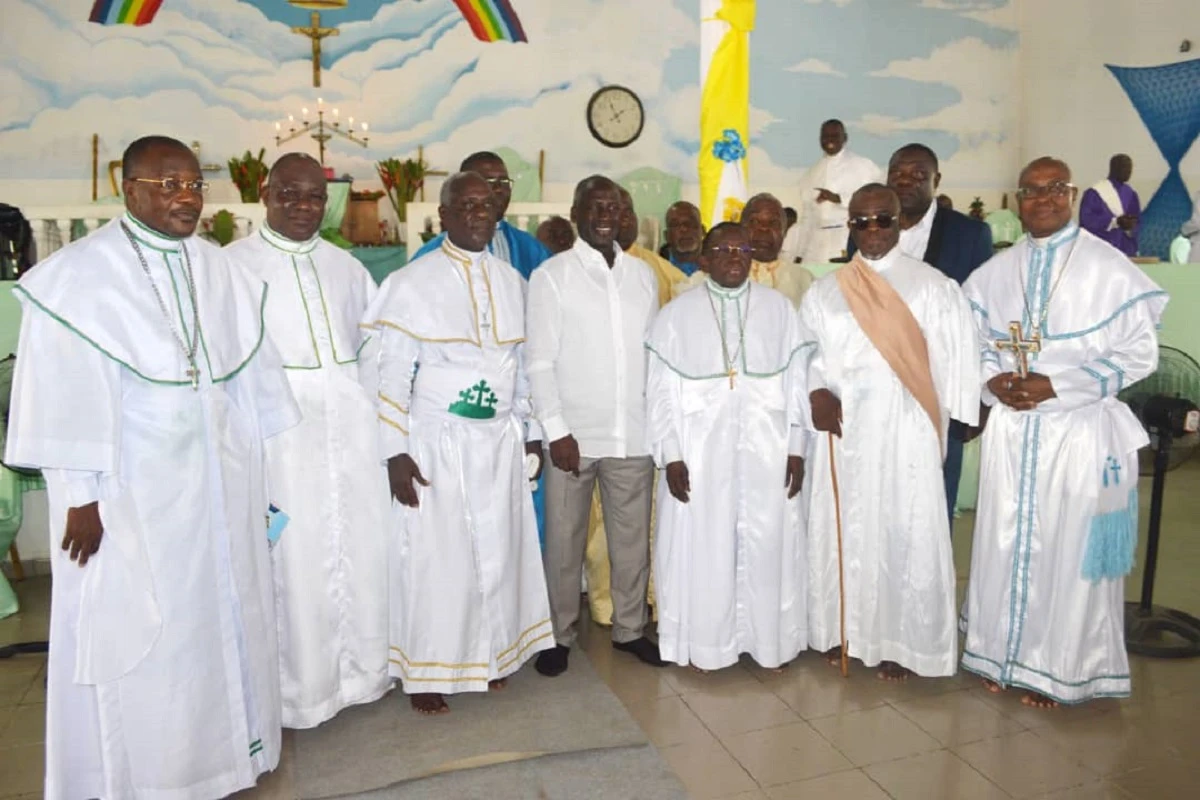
[{"x1": 349, "y1": 245, "x2": 407, "y2": 285}]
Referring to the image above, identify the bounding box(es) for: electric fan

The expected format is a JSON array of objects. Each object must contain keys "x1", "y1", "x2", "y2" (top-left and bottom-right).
[{"x1": 1119, "y1": 345, "x2": 1200, "y2": 657}]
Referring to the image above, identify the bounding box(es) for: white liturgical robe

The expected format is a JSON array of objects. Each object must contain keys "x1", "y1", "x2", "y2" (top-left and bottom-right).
[
  {"x1": 795, "y1": 149, "x2": 882, "y2": 263},
  {"x1": 799, "y1": 248, "x2": 980, "y2": 676},
  {"x1": 228, "y1": 226, "x2": 390, "y2": 728},
  {"x1": 646, "y1": 280, "x2": 810, "y2": 670},
  {"x1": 962, "y1": 226, "x2": 1167, "y2": 703},
  {"x1": 364, "y1": 240, "x2": 553, "y2": 694},
  {"x1": 5, "y1": 215, "x2": 299, "y2": 800}
]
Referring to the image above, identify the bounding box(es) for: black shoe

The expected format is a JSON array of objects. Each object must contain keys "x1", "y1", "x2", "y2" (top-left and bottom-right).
[
  {"x1": 613, "y1": 637, "x2": 667, "y2": 667},
  {"x1": 535, "y1": 645, "x2": 570, "y2": 677}
]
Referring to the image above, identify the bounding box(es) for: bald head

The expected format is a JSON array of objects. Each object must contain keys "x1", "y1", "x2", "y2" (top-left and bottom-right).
[
  {"x1": 571, "y1": 175, "x2": 622, "y2": 257},
  {"x1": 536, "y1": 216, "x2": 575, "y2": 255},
  {"x1": 439, "y1": 171, "x2": 495, "y2": 252},
  {"x1": 847, "y1": 183, "x2": 901, "y2": 259},
  {"x1": 122, "y1": 135, "x2": 192, "y2": 177},
  {"x1": 1019, "y1": 157, "x2": 1071, "y2": 187},
  {"x1": 265, "y1": 152, "x2": 327, "y2": 241},
  {"x1": 1017, "y1": 157, "x2": 1077, "y2": 238},
  {"x1": 120, "y1": 135, "x2": 203, "y2": 239}
]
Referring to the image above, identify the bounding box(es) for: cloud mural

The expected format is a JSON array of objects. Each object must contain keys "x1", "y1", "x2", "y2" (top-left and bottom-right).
[{"x1": 1, "y1": 0, "x2": 1020, "y2": 194}]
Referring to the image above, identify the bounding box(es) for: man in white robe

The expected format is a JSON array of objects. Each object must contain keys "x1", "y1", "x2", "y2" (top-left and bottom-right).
[
  {"x1": 962, "y1": 157, "x2": 1167, "y2": 707},
  {"x1": 646, "y1": 222, "x2": 809, "y2": 671},
  {"x1": 800, "y1": 184, "x2": 980, "y2": 680},
  {"x1": 227, "y1": 153, "x2": 390, "y2": 728},
  {"x1": 4, "y1": 136, "x2": 299, "y2": 799},
  {"x1": 795, "y1": 120, "x2": 882, "y2": 264},
  {"x1": 365, "y1": 171, "x2": 552, "y2": 715}
]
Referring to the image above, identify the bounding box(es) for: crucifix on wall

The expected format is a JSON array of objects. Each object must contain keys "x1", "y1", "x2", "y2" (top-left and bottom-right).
[{"x1": 292, "y1": 11, "x2": 339, "y2": 88}]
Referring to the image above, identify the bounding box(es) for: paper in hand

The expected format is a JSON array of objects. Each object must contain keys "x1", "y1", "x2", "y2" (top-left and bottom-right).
[{"x1": 267, "y1": 503, "x2": 290, "y2": 546}]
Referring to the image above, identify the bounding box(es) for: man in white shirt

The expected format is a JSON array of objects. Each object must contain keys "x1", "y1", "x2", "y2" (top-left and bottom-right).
[
  {"x1": 795, "y1": 119, "x2": 882, "y2": 264},
  {"x1": 227, "y1": 153, "x2": 390, "y2": 729},
  {"x1": 527, "y1": 175, "x2": 665, "y2": 676}
]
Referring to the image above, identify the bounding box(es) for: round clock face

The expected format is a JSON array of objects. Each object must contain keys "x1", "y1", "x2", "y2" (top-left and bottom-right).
[{"x1": 587, "y1": 86, "x2": 645, "y2": 149}]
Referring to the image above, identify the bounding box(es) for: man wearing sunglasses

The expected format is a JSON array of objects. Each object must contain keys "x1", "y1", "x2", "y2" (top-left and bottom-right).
[
  {"x1": 800, "y1": 184, "x2": 980, "y2": 683},
  {"x1": 853, "y1": 143, "x2": 994, "y2": 525},
  {"x1": 5, "y1": 135, "x2": 300, "y2": 797},
  {"x1": 228, "y1": 153, "x2": 391, "y2": 729},
  {"x1": 645, "y1": 222, "x2": 809, "y2": 672},
  {"x1": 410, "y1": 151, "x2": 550, "y2": 281},
  {"x1": 961, "y1": 157, "x2": 1167, "y2": 709}
]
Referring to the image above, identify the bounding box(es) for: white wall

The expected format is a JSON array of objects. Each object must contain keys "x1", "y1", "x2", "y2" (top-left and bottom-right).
[{"x1": 1019, "y1": 0, "x2": 1199, "y2": 199}]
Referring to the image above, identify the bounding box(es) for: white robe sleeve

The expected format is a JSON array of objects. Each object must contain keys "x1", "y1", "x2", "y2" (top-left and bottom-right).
[
  {"x1": 525, "y1": 269, "x2": 570, "y2": 442},
  {"x1": 238, "y1": 329, "x2": 301, "y2": 440},
  {"x1": 1040, "y1": 305, "x2": 1160, "y2": 412},
  {"x1": 785, "y1": 309, "x2": 812, "y2": 455},
  {"x1": 937, "y1": 281, "x2": 982, "y2": 426},
  {"x1": 515, "y1": 341, "x2": 542, "y2": 443},
  {"x1": 4, "y1": 305, "x2": 121, "y2": 502},
  {"x1": 644, "y1": 347, "x2": 684, "y2": 468},
  {"x1": 374, "y1": 323, "x2": 418, "y2": 461},
  {"x1": 795, "y1": 290, "x2": 828, "y2": 436}
]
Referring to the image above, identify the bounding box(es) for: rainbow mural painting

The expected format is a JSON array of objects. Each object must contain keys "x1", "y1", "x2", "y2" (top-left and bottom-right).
[
  {"x1": 452, "y1": 0, "x2": 528, "y2": 43},
  {"x1": 88, "y1": 0, "x2": 164, "y2": 26}
]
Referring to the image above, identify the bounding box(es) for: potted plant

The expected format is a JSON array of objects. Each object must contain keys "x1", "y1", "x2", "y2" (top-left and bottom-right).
[
  {"x1": 378, "y1": 156, "x2": 429, "y2": 225},
  {"x1": 969, "y1": 197, "x2": 986, "y2": 222},
  {"x1": 228, "y1": 149, "x2": 268, "y2": 203}
]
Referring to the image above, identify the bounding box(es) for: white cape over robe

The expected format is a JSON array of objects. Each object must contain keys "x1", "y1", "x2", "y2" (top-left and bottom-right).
[
  {"x1": 5, "y1": 215, "x2": 299, "y2": 799},
  {"x1": 646, "y1": 280, "x2": 809, "y2": 670},
  {"x1": 962, "y1": 226, "x2": 1167, "y2": 703},
  {"x1": 228, "y1": 227, "x2": 390, "y2": 728},
  {"x1": 799, "y1": 249, "x2": 980, "y2": 676},
  {"x1": 365, "y1": 242, "x2": 552, "y2": 694}
]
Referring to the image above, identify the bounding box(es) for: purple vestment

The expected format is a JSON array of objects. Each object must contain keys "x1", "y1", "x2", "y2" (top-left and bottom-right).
[{"x1": 1079, "y1": 179, "x2": 1141, "y2": 257}]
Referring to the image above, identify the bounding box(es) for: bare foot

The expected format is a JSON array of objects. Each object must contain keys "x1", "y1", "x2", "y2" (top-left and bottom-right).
[
  {"x1": 877, "y1": 661, "x2": 911, "y2": 682},
  {"x1": 1020, "y1": 691, "x2": 1059, "y2": 709},
  {"x1": 410, "y1": 693, "x2": 449, "y2": 715},
  {"x1": 489, "y1": 678, "x2": 508, "y2": 691},
  {"x1": 981, "y1": 679, "x2": 1004, "y2": 694},
  {"x1": 823, "y1": 646, "x2": 844, "y2": 668}
]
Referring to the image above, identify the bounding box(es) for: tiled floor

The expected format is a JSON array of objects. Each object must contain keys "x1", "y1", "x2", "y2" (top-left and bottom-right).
[{"x1": 3, "y1": 461, "x2": 1200, "y2": 798}]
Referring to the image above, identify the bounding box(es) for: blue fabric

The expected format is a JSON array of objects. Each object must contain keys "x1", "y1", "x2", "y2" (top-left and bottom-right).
[
  {"x1": 409, "y1": 220, "x2": 551, "y2": 280},
  {"x1": 1083, "y1": 488, "x2": 1139, "y2": 582},
  {"x1": 1107, "y1": 59, "x2": 1200, "y2": 260},
  {"x1": 669, "y1": 252, "x2": 700, "y2": 276},
  {"x1": 410, "y1": 221, "x2": 551, "y2": 546},
  {"x1": 943, "y1": 435, "x2": 964, "y2": 527}
]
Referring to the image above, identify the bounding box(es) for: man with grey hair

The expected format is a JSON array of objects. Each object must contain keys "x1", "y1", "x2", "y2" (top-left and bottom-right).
[
  {"x1": 677, "y1": 193, "x2": 813, "y2": 307},
  {"x1": 364, "y1": 170, "x2": 551, "y2": 715}
]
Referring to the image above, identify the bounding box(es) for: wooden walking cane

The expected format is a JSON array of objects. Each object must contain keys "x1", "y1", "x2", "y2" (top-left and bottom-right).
[{"x1": 828, "y1": 432, "x2": 849, "y2": 677}]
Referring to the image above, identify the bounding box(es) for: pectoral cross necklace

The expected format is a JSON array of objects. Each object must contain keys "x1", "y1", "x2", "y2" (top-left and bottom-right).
[
  {"x1": 996, "y1": 249, "x2": 1073, "y2": 379},
  {"x1": 121, "y1": 222, "x2": 202, "y2": 390},
  {"x1": 707, "y1": 283, "x2": 750, "y2": 388}
]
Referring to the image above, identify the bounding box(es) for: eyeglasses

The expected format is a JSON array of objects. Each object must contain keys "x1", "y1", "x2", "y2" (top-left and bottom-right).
[
  {"x1": 485, "y1": 177, "x2": 514, "y2": 189},
  {"x1": 274, "y1": 188, "x2": 328, "y2": 205},
  {"x1": 131, "y1": 177, "x2": 209, "y2": 195},
  {"x1": 449, "y1": 198, "x2": 496, "y2": 215},
  {"x1": 708, "y1": 244, "x2": 752, "y2": 257},
  {"x1": 848, "y1": 212, "x2": 896, "y2": 231},
  {"x1": 1015, "y1": 181, "x2": 1076, "y2": 201}
]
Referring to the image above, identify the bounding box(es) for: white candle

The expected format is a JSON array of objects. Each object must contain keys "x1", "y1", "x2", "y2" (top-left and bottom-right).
[
  {"x1": 275, "y1": 122, "x2": 281, "y2": 131},
  {"x1": 361, "y1": 122, "x2": 369, "y2": 132},
  {"x1": 302, "y1": 107, "x2": 309, "y2": 118},
  {"x1": 288, "y1": 114, "x2": 295, "y2": 123},
  {"x1": 348, "y1": 117, "x2": 354, "y2": 126},
  {"x1": 317, "y1": 97, "x2": 323, "y2": 108},
  {"x1": 333, "y1": 108, "x2": 339, "y2": 118}
]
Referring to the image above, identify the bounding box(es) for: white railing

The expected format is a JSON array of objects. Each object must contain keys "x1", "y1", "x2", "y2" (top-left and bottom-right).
[
  {"x1": 22, "y1": 203, "x2": 268, "y2": 260},
  {"x1": 404, "y1": 201, "x2": 661, "y2": 255}
]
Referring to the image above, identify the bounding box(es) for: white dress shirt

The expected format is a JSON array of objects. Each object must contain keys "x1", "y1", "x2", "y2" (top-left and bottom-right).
[
  {"x1": 526, "y1": 236, "x2": 658, "y2": 458},
  {"x1": 898, "y1": 199, "x2": 938, "y2": 261}
]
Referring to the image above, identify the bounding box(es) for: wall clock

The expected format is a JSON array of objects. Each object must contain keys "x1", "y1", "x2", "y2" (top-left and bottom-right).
[{"x1": 586, "y1": 85, "x2": 645, "y2": 149}]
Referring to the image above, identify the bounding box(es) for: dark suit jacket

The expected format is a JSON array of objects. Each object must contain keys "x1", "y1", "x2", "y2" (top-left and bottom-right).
[{"x1": 847, "y1": 206, "x2": 993, "y2": 285}]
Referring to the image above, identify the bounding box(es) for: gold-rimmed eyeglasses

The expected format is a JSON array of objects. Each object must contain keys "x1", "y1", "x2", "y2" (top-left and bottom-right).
[
  {"x1": 130, "y1": 177, "x2": 210, "y2": 195},
  {"x1": 1015, "y1": 181, "x2": 1076, "y2": 202}
]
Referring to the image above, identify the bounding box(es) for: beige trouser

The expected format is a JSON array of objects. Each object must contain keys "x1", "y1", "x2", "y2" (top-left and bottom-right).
[
  {"x1": 543, "y1": 455, "x2": 654, "y2": 646},
  {"x1": 585, "y1": 485, "x2": 658, "y2": 626}
]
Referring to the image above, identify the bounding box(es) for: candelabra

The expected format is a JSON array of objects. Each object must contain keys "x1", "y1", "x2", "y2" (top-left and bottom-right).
[{"x1": 275, "y1": 98, "x2": 368, "y2": 166}]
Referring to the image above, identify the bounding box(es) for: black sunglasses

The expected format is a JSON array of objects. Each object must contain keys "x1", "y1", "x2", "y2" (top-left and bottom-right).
[{"x1": 848, "y1": 212, "x2": 897, "y2": 231}]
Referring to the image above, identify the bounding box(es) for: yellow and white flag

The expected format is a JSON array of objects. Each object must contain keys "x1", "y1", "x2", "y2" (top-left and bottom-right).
[{"x1": 699, "y1": 0, "x2": 755, "y2": 229}]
